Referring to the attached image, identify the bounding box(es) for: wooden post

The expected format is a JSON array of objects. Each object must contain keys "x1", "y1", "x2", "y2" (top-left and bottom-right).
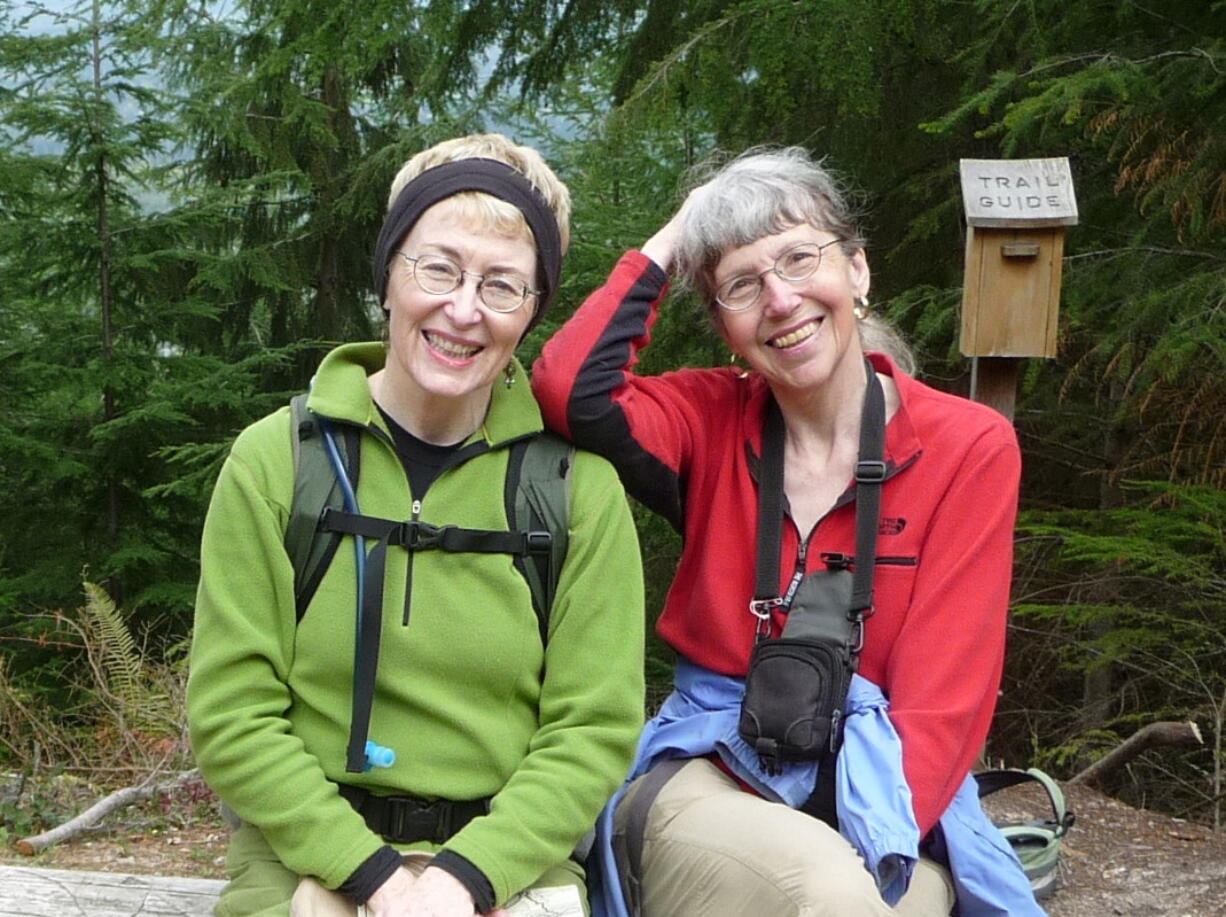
[
  {"x1": 969, "y1": 357, "x2": 1021, "y2": 421},
  {"x1": 958, "y1": 158, "x2": 1078, "y2": 416}
]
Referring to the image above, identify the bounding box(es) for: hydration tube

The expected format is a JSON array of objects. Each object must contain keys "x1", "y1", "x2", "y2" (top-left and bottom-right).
[
  {"x1": 317, "y1": 418, "x2": 393, "y2": 772},
  {"x1": 317, "y1": 417, "x2": 363, "y2": 593}
]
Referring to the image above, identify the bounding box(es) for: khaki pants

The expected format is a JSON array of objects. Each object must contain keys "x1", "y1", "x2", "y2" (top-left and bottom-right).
[
  {"x1": 614, "y1": 758, "x2": 954, "y2": 917},
  {"x1": 213, "y1": 822, "x2": 587, "y2": 917},
  {"x1": 291, "y1": 851, "x2": 434, "y2": 917}
]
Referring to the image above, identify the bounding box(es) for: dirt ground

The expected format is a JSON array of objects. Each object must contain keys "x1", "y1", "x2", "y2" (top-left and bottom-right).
[
  {"x1": 1037, "y1": 784, "x2": 1226, "y2": 917},
  {"x1": 2, "y1": 781, "x2": 1225, "y2": 914},
  {"x1": 0, "y1": 774, "x2": 228, "y2": 879},
  {"x1": 0, "y1": 816, "x2": 229, "y2": 879},
  {"x1": 1, "y1": 821, "x2": 228, "y2": 876}
]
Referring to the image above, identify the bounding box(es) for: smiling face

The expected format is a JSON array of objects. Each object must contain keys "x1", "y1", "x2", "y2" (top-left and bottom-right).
[
  {"x1": 712, "y1": 223, "x2": 869, "y2": 398},
  {"x1": 381, "y1": 199, "x2": 537, "y2": 427}
]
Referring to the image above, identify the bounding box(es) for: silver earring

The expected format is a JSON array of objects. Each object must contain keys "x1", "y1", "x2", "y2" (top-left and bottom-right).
[
  {"x1": 503, "y1": 362, "x2": 517, "y2": 389},
  {"x1": 853, "y1": 296, "x2": 869, "y2": 320}
]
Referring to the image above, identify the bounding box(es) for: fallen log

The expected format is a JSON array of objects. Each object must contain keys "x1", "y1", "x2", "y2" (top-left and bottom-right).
[
  {"x1": 0, "y1": 865, "x2": 222, "y2": 917},
  {"x1": 0, "y1": 866, "x2": 583, "y2": 917},
  {"x1": 13, "y1": 769, "x2": 200, "y2": 856},
  {"x1": 1069, "y1": 721, "x2": 1203, "y2": 788}
]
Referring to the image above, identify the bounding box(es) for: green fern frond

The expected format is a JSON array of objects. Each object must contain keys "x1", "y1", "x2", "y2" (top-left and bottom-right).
[{"x1": 82, "y1": 581, "x2": 144, "y2": 711}]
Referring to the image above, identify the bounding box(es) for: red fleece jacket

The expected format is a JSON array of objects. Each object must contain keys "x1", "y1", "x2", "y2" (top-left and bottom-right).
[{"x1": 532, "y1": 251, "x2": 1021, "y2": 835}]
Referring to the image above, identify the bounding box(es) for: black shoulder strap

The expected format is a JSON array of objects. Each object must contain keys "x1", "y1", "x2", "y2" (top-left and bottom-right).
[
  {"x1": 505, "y1": 432, "x2": 573, "y2": 644},
  {"x1": 286, "y1": 393, "x2": 361, "y2": 620},
  {"x1": 755, "y1": 359, "x2": 886, "y2": 827},
  {"x1": 615, "y1": 758, "x2": 689, "y2": 917},
  {"x1": 749, "y1": 399, "x2": 788, "y2": 634},
  {"x1": 850, "y1": 361, "x2": 887, "y2": 614},
  {"x1": 752, "y1": 357, "x2": 886, "y2": 627},
  {"x1": 975, "y1": 767, "x2": 1039, "y2": 797}
]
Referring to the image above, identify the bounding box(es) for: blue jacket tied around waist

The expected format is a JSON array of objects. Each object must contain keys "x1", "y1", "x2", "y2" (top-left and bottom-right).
[{"x1": 590, "y1": 659, "x2": 1046, "y2": 917}]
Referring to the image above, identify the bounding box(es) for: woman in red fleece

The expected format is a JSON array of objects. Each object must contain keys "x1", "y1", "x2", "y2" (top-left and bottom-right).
[{"x1": 532, "y1": 147, "x2": 1021, "y2": 916}]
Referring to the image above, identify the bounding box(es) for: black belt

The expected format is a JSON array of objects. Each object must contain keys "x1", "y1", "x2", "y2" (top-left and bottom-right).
[{"x1": 337, "y1": 784, "x2": 490, "y2": 844}]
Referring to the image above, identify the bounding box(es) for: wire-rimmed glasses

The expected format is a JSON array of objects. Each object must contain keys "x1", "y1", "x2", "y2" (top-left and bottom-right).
[
  {"x1": 714, "y1": 239, "x2": 845, "y2": 312},
  {"x1": 396, "y1": 251, "x2": 538, "y2": 314}
]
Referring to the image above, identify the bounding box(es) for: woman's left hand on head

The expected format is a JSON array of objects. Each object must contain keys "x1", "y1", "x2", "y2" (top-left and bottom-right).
[{"x1": 641, "y1": 181, "x2": 711, "y2": 273}]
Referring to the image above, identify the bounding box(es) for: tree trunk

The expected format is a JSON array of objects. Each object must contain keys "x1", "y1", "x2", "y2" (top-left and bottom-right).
[
  {"x1": 92, "y1": 0, "x2": 122, "y2": 604},
  {"x1": 1080, "y1": 379, "x2": 1128, "y2": 734}
]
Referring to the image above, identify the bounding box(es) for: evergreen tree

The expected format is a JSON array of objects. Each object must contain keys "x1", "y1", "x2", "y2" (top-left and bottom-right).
[
  {"x1": 921, "y1": 0, "x2": 1226, "y2": 813},
  {"x1": 0, "y1": 0, "x2": 289, "y2": 648},
  {"x1": 156, "y1": 0, "x2": 494, "y2": 384},
  {"x1": 919, "y1": 0, "x2": 1226, "y2": 489},
  {"x1": 475, "y1": 0, "x2": 985, "y2": 301}
]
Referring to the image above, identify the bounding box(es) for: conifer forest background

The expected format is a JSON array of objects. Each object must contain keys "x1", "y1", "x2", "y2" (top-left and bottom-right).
[{"x1": 0, "y1": 0, "x2": 1223, "y2": 831}]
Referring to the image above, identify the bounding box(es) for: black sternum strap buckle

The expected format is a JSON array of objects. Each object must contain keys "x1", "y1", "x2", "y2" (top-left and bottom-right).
[
  {"x1": 524, "y1": 530, "x2": 553, "y2": 555},
  {"x1": 337, "y1": 784, "x2": 489, "y2": 844}
]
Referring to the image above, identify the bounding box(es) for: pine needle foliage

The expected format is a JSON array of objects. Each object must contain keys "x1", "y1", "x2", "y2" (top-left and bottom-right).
[{"x1": 1001, "y1": 482, "x2": 1226, "y2": 817}]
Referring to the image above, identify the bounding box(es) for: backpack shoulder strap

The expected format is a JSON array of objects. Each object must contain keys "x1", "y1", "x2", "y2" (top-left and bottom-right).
[
  {"x1": 504, "y1": 432, "x2": 574, "y2": 644},
  {"x1": 614, "y1": 758, "x2": 689, "y2": 917},
  {"x1": 286, "y1": 393, "x2": 361, "y2": 621}
]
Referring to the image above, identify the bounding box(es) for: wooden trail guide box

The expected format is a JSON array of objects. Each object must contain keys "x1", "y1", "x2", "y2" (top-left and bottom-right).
[{"x1": 959, "y1": 158, "x2": 1078, "y2": 359}]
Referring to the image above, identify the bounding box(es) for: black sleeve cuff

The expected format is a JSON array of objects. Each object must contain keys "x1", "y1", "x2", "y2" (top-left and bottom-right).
[
  {"x1": 430, "y1": 849, "x2": 496, "y2": 914},
  {"x1": 338, "y1": 844, "x2": 402, "y2": 904},
  {"x1": 642, "y1": 254, "x2": 669, "y2": 287}
]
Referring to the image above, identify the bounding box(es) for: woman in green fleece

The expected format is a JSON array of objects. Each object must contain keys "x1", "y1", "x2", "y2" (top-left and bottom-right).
[{"x1": 187, "y1": 134, "x2": 645, "y2": 917}]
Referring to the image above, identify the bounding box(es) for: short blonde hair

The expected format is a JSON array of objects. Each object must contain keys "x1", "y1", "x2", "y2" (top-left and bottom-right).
[{"x1": 387, "y1": 133, "x2": 571, "y2": 253}]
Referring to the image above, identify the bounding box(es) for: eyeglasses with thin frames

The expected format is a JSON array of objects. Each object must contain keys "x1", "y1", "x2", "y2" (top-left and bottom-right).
[
  {"x1": 396, "y1": 251, "x2": 539, "y2": 314},
  {"x1": 714, "y1": 239, "x2": 845, "y2": 312}
]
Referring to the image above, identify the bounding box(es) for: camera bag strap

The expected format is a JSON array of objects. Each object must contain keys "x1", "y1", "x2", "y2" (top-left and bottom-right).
[
  {"x1": 753, "y1": 356, "x2": 887, "y2": 623},
  {"x1": 752, "y1": 357, "x2": 887, "y2": 825}
]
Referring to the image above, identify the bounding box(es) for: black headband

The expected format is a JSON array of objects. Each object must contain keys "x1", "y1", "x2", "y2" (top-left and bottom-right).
[{"x1": 372, "y1": 158, "x2": 563, "y2": 329}]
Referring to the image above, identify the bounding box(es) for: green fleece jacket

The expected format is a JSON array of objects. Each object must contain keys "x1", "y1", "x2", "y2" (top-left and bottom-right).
[{"x1": 187, "y1": 342, "x2": 645, "y2": 905}]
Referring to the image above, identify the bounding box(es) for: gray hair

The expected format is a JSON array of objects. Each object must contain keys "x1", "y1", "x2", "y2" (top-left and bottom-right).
[
  {"x1": 859, "y1": 315, "x2": 915, "y2": 375},
  {"x1": 676, "y1": 146, "x2": 915, "y2": 375}
]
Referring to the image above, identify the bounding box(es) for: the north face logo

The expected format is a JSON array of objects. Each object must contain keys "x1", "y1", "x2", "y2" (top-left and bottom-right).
[{"x1": 879, "y1": 517, "x2": 907, "y2": 535}]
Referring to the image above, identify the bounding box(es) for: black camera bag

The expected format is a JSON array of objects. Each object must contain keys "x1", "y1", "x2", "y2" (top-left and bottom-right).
[
  {"x1": 739, "y1": 569, "x2": 855, "y2": 770},
  {"x1": 738, "y1": 360, "x2": 886, "y2": 784}
]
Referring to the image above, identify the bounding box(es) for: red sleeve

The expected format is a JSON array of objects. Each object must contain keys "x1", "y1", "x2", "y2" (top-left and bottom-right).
[
  {"x1": 533, "y1": 251, "x2": 663, "y2": 441},
  {"x1": 532, "y1": 251, "x2": 710, "y2": 530},
  {"x1": 887, "y1": 426, "x2": 1021, "y2": 835}
]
